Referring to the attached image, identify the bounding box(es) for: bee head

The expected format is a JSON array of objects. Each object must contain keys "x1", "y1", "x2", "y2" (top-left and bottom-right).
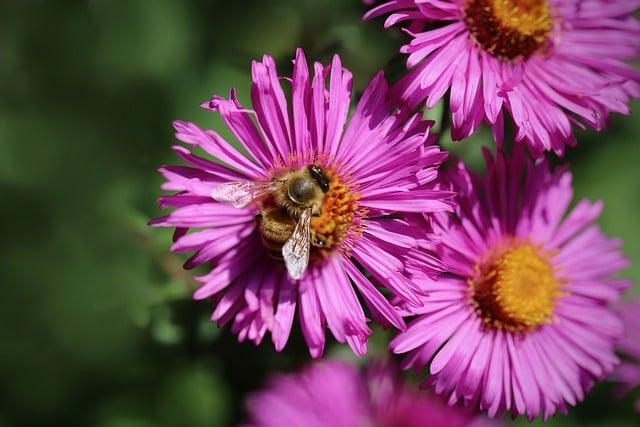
[{"x1": 287, "y1": 175, "x2": 317, "y2": 205}]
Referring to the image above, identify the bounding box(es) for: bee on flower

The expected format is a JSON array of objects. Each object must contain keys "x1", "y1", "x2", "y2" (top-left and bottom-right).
[{"x1": 151, "y1": 49, "x2": 454, "y2": 357}]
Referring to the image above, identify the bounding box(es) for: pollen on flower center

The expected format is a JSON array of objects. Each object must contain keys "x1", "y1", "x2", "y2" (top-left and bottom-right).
[
  {"x1": 464, "y1": 0, "x2": 552, "y2": 60},
  {"x1": 470, "y1": 240, "x2": 562, "y2": 331},
  {"x1": 310, "y1": 170, "x2": 360, "y2": 251}
]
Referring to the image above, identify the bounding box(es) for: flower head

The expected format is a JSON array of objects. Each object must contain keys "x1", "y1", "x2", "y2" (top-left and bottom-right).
[
  {"x1": 365, "y1": 0, "x2": 640, "y2": 156},
  {"x1": 611, "y1": 298, "x2": 640, "y2": 412},
  {"x1": 151, "y1": 49, "x2": 453, "y2": 357},
  {"x1": 391, "y1": 145, "x2": 631, "y2": 420},
  {"x1": 244, "y1": 360, "x2": 501, "y2": 427}
]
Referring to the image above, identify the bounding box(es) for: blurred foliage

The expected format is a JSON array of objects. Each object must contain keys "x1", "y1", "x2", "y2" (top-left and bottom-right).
[{"x1": 0, "y1": 1, "x2": 637, "y2": 426}]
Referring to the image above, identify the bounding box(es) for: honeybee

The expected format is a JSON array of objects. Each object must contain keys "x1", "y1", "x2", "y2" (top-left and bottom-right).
[{"x1": 211, "y1": 165, "x2": 330, "y2": 279}]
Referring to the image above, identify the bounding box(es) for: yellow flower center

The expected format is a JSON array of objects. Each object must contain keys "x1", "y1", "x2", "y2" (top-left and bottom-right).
[
  {"x1": 470, "y1": 240, "x2": 562, "y2": 331},
  {"x1": 311, "y1": 170, "x2": 360, "y2": 251},
  {"x1": 464, "y1": 0, "x2": 553, "y2": 60}
]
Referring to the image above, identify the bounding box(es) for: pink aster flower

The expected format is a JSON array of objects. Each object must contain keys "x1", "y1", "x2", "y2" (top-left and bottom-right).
[
  {"x1": 365, "y1": 0, "x2": 640, "y2": 156},
  {"x1": 244, "y1": 360, "x2": 501, "y2": 427},
  {"x1": 151, "y1": 49, "x2": 453, "y2": 358},
  {"x1": 391, "y1": 145, "x2": 632, "y2": 420},
  {"x1": 611, "y1": 298, "x2": 640, "y2": 412}
]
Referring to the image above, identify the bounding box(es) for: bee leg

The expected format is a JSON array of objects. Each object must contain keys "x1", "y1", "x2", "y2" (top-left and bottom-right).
[{"x1": 255, "y1": 213, "x2": 266, "y2": 235}]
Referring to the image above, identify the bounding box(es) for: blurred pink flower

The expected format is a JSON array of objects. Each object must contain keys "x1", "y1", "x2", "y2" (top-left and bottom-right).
[
  {"x1": 392, "y1": 145, "x2": 631, "y2": 420},
  {"x1": 151, "y1": 49, "x2": 453, "y2": 358},
  {"x1": 611, "y1": 298, "x2": 640, "y2": 412},
  {"x1": 365, "y1": 0, "x2": 640, "y2": 156},
  {"x1": 245, "y1": 360, "x2": 501, "y2": 427}
]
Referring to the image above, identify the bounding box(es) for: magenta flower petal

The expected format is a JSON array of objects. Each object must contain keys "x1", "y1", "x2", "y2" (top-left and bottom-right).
[
  {"x1": 365, "y1": 0, "x2": 640, "y2": 156},
  {"x1": 152, "y1": 49, "x2": 453, "y2": 357},
  {"x1": 393, "y1": 145, "x2": 631, "y2": 420}
]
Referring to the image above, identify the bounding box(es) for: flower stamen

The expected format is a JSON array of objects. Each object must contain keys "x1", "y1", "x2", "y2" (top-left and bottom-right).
[
  {"x1": 470, "y1": 239, "x2": 562, "y2": 331},
  {"x1": 311, "y1": 170, "x2": 360, "y2": 251},
  {"x1": 464, "y1": 0, "x2": 553, "y2": 60}
]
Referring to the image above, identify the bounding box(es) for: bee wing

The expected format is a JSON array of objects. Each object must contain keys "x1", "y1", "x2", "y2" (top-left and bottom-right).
[
  {"x1": 282, "y1": 208, "x2": 311, "y2": 280},
  {"x1": 211, "y1": 181, "x2": 277, "y2": 208}
]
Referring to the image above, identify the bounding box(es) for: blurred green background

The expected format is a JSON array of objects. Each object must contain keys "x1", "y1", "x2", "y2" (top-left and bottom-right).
[{"x1": 0, "y1": 1, "x2": 637, "y2": 426}]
